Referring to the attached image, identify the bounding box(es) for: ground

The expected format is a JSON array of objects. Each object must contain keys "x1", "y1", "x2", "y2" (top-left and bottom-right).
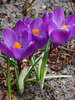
[{"x1": 0, "y1": 0, "x2": 75, "y2": 100}]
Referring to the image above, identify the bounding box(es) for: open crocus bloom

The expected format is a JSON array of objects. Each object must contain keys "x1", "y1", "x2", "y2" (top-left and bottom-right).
[
  {"x1": 43, "y1": 7, "x2": 75, "y2": 52},
  {"x1": 0, "y1": 20, "x2": 35, "y2": 60},
  {"x1": 24, "y1": 18, "x2": 48, "y2": 49}
]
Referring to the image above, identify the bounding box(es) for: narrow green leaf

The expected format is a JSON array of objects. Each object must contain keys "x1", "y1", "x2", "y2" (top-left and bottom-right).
[
  {"x1": 31, "y1": 55, "x2": 39, "y2": 80},
  {"x1": 0, "y1": 66, "x2": 17, "y2": 86},
  {"x1": 7, "y1": 56, "x2": 11, "y2": 100},
  {"x1": 27, "y1": 79, "x2": 62, "y2": 93},
  {"x1": 37, "y1": 81, "x2": 62, "y2": 94},
  {"x1": 26, "y1": 77, "x2": 36, "y2": 82},
  {"x1": 12, "y1": 58, "x2": 19, "y2": 89},
  {"x1": 24, "y1": 54, "x2": 42, "y2": 84},
  {"x1": 0, "y1": 66, "x2": 7, "y2": 73},
  {"x1": 40, "y1": 40, "x2": 50, "y2": 79},
  {"x1": 1, "y1": 55, "x2": 18, "y2": 69},
  {"x1": 26, "y1": 58, "x2": 32, "y2": 65},
  {"x1": 45, "y1": 75, "x2": 72, "y2": 79},
  {"x1": 18, "y1": 67, "x2": 28, "y2": 93}
]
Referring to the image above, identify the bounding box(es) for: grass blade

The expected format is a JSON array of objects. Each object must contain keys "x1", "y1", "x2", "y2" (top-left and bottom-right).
[
  {"x1": 38, "y1": 81, "x2": 62, "y2": 93},
  {"x1": 24, "y1": 54, "x2": 42, "y2": 84},
  {"x1": 45, "y1": 75, "x2": 72, "y2": 79},
  {"x1": 31, "y1": 55, "x2": 39, "y2": 80},
  {"x1": 7, "y1": 56, "x2": 11, "y2": 100},
  {"x1": 40, "y1": 40, "x2": 50, "y2": 79},
  {"x1": 11, "y1": 58, "x2": 19, "y2": 89}
]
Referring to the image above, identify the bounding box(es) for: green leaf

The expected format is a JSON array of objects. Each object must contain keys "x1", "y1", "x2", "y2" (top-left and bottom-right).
[
  {"x1": 45, "y1": 75, "x2": 72, "y2": 79},
  {"x1": 18, "y1": 67, "x2": 28, "y2": 93},
  {"x1": 0, "y1": 66, "x2": 7, "y2": 73},
  {"x1": 26, "y1": 58, "x2": 32, "y2": 65},
  {"x1": 24, "y1": 54, "x2": 42, "y2": 84},
  {"x1": 40, "y1": 40, "x2": 50, "y2": 79},
  {"x1": 1, "y1": 55, "x2": 18, "y2": 69},
  {"x1": 31, "y1": 55, "x2": 39, "y2": 80},
  {"x1": 0, "y1": 55, "x2": 19, "y2": 89},
  {"x1": 27, "y1": 79, "x2": 62, "y2": 93},
  {"x1": 7, "y1": 56, "x2": 11, "y2": 100},
  {"x1": 0, "y1": 66, "x2": 17, "y2": 87},
  {"x1": 11, "y1": 58, "x2": 19, "y2": 89},
  {"x1": 37, "y1": 81, "x2": 62, "y2": 93},
  {"x1": 26, "y1": 77, "x2": 36, "y2": 82}
]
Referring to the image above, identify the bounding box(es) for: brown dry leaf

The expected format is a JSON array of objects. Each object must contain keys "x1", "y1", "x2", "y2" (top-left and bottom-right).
[
  {"x1": 66, "y1": 58, "x2": 71, "y2": 64},
  {"x1": 50, "y1": 54, "x2": 57, "y2": 58},
  {"x1": 60, "y1": 54, "x2": 66, "y2": 59},
  {"x1": 0, "y1": 12, "x2": 7, "y2": 18},
  {"x1": 56, "y1": 57, "x2": 60, "y2": 63},
  {"x1": 0, "y1": 90, "x2": 4, "y2": 99},
  {"x1": 70, "y1": 45, "x2": 75, "y2": 50},
  {"x1": 52, "y1": 48, "x2": 59, "y2": 53},
  {"x1": 5, "y1": 94, "x2": 18, "y2": 100},
  {"x1": 47, "y1": 59, "x2": 55, "y2": 64},
  {"x1": 50, "y1": 71, "x2": 56, "y2": 74},
  {"x1": 2, "y1": 64, "x2": 7, "y2": 69}
]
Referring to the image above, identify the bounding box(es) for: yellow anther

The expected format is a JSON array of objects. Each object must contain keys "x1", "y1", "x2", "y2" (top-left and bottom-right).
[
  {"x1": 13, "y1": 42, "x2": 21, "y2": 48},
  {"x1": 32, "y1": 29, "x2": 39, "y2": 34},
  {"x1": 61, "y1": 25, "x2": 67, "y2": 29}
]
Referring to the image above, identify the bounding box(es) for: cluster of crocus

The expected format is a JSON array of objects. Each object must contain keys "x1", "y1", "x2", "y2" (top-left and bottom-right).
[
  {"x1": 0, "y1": 18, "x2": 48, "y2": 60},
  {"x1": 0, "y1": 7, "x2": 75, "y2": 80},
  {"x1": 0, "y1": 8, "x2": 75, "y2": 60},
  {"x1": 0, "y1": 8, "x2": 75, "y2": 99},
  {"x1": 43, "y1": 7, "x2": 75, "y2": 52}
]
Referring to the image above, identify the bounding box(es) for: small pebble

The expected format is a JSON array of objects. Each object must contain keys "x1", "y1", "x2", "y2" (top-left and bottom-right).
[{"x1": 8, "y1": 16, "x2": 11, "y2": 20}]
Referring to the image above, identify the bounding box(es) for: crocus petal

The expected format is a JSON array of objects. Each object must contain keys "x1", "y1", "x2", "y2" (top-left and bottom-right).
[
  {"x1": 23, "y1": 18, "x2": 32, "y2": 25},
  {"x1": 19, "y1": 30, "x2": 32, "y2": 48},
  {"x1": 0, "y1": 42, "x2": 14, "y2": 57},
  {"x1": 11, "y1": 42, "x2": 35, "y2": 60},
  {"x1": 14, "y1": 20, "x2": 26, "y2": 38},
  {"x1": 53, "y1": 7, "x2": 65, "y2": 27},
  {"x1": 46, "y1": 20, "x2": 58, "y2": 36},
  {"x1": 43, "y1": 12, "x2": 52, "y2": 26},
  {"x1": 69, "y1": 24, "x2": 75, "y2": 38},
  {"x1": 50, "y1": 29, "x2": 70, "y2": 43},
  {"x1": 32, "y1": 34, "x2": 48, "y2": 49},
  {"x1": 22, "y1": 41, "x2": 35, "y2": 58},
  {"x1": 30, "y1": 18, "x2": 43, "y2": 30},
  {"x1": 2, "y1": 28, "x2": 17, "y2": 47},
  {"x1": 65, "y1": 14, "x2": 75, "y2": 26}
]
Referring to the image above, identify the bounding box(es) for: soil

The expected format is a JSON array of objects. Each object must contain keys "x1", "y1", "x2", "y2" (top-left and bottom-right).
[{"x1": 0, "y1": 0, "x2": 75, "y2": 100}]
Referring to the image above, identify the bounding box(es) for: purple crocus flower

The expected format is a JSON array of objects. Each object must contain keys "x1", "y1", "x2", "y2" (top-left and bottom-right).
[
  {"x1": 23, "y1": 18, "x2": 48, "y2": 49},
  {"x1": 0, "y1": 20, "x2": 35, "y2": 60},
  {"x1": 43, "y1": 7, "x2": 75, "y2": 52}
]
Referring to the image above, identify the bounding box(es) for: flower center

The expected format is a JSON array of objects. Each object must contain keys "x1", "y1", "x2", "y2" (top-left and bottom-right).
[
  {"x1": 32, "y1": 29, "x2": 39, "y2": 34},
  {"x1": 61, "y1": 25, "x2": 67, "y2": 29},
  {"x1": 13, "y1": 42, "x2": 21, "y2": 48}
]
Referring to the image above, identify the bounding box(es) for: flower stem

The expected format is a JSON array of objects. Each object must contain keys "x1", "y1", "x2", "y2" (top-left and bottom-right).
[
  {"x1": 17, "y1": 60, "x2": 22, "y2": 75},
  {"x1": 12, "y1": 59, "x2": 19, "y2": 90},
  {"x1": 7, "y1": 56, "x2": 11, "y2": 100}
]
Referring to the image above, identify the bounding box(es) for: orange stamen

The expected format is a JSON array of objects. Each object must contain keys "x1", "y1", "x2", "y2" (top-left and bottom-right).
[
  {"x1": 32, "y1": 29, "x2": 39, "y2": 34},
  {"x1": 13, "y1": 42, "x2": 21, "y2": 48},
  {"x1": 61, "y1": 25, "x2": 67, "y2": 29}
]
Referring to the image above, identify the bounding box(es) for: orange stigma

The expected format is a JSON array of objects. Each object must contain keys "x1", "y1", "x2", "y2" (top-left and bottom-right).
[
  {"x1": 32, "y1": 29, "x2": 39, "y2": 34},
  {"x1": 13, "y1": 42, "x2": 21, "y2": 48},
  {"x1": 61, "y1": 25, "x2": 67, "y2": 29}
]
